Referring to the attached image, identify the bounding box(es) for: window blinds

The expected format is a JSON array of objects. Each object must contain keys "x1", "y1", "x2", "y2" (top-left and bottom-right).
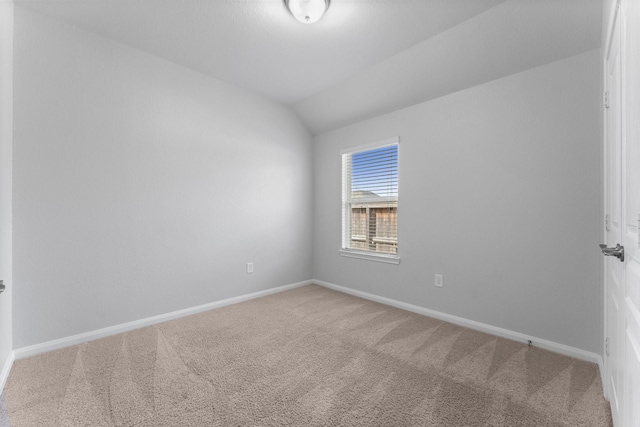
[{"x1": 342, "y1": 141, "x2": 398, "y2": 256}]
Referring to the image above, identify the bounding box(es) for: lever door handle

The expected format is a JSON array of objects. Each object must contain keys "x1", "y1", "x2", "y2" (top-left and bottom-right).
[
  {"x1": 0, "y1": 280, "x2": 4, "y2": 294},
  {"x1": 599, "y1": 243, "x2": 625, "y2": 262}
]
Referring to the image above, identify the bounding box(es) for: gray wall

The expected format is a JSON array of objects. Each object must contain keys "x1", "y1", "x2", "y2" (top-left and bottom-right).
[
  {"x1": 313, "y1": 50, "x2": 603, "y2": 354},
  {"x1": 0, "y1": 0, "x2": 14, "y2": 382},
  {"x1": 13, "y1": 9, "x2": 314, "y2": 349}
]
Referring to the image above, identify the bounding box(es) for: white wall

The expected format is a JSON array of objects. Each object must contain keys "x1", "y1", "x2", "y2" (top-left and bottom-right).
[
  {"x1": 12, "y1": 9, "x2": 314, "y2": 349},
  {"x1": 294, "y1": 0, "x2": 602, "y2": 136},
  {"x1": 313, "y1": 50, "x2": 603, "y2": 354},
  {"x1": 0, "y1": 0, "x2": 14, "y2": 388}
]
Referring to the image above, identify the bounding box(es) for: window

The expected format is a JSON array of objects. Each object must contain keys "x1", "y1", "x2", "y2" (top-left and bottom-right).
[{"x1": 341, "y1": 138, "x2": 399, "y2": 264}]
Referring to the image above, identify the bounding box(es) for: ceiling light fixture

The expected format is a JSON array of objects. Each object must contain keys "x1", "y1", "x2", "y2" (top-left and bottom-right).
[{"x1": 284, "y1": 0, "x2": 330, "y2": 24}]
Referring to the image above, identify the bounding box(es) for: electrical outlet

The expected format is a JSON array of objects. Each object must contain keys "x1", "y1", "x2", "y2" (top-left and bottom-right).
[
  {"x1": 435, "y1": 274, "x2": 443, "y2": 288},
  {"x1": 246, "y1": 262, "x2": 254, "y2": 274}
]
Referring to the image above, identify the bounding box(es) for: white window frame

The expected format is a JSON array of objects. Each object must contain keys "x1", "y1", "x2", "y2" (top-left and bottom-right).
[{"x1": 340, "y1": 137, "x2": 400, "y2": 265}]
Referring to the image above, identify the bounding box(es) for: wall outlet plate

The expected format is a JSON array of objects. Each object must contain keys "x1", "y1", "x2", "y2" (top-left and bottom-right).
[{"x1": 435, "y1": 274, "x2": 443, "y2": 288}]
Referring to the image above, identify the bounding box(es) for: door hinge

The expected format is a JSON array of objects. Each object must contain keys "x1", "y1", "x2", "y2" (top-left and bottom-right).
[
  {"x1": 604, "y1": 91, "x2": 610, "y2": 109},
  {"x1": 605, "y1": 213, "x2": 611, "y2": 232},
  {"x1": 605, "y1": 337, "x2": 610, "y2": 356}
]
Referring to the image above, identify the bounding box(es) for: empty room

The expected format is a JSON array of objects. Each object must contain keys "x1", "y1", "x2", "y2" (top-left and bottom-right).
[{"x1": 0, "y1": 0, "x2": 639, "y2": 426}]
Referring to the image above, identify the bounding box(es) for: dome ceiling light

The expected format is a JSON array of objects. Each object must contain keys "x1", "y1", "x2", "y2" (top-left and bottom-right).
[{"x1": 284, "y1": 0, "x2": 330, "y2": 24}]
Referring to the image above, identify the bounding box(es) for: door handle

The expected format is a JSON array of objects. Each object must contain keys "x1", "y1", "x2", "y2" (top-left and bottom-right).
[
  {"x1": 0, "y1": 280, "x2": 4, "y2": 294},
  {"x1": 599, "y1": 243, "x2": 625, "y2": 262}
]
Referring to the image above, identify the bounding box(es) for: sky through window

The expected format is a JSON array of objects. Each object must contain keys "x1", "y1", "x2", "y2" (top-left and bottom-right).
[{"x1": 351, "y1": 145, "x2": 398, "y2": 198}]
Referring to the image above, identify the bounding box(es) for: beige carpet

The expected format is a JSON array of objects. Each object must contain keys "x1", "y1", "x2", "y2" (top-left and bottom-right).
[
  {"x1": 0, "y1": 394, "x2": 9, "y2": 427},
  {"x1": 4, "y1": 285, "x2": 612, "y2": 426}
]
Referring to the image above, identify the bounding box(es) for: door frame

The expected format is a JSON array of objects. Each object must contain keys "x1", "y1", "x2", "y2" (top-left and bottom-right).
[
  {"x1": 603, "y1": 0, "x2": 621, "y2": 410},
  {"x1": 0, "y1": 0, "x2": 14, "y2": 393}
]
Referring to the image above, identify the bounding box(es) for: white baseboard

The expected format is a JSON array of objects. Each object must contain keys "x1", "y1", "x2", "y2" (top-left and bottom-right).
[
  {"x1": 0, "y1": 350, "x2": 15, "y2": 394},
  {"x1": 14, "y1": 280, "x2": 313, "y2": 360},
  {"x1": 314, "y1": 279, "x2": 603, "y2": 367}
]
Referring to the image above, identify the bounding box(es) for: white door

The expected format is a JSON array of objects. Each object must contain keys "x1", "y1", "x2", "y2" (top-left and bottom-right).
[
  {"x1": 604, "y1": 6, "x2": 623, "y2": 424},
  {"x1": 603, "y1": 1, "x2": 640, "y2": 426},
  {"x1": 619, "y1": 1, "x2": 640, "y2": 426}
]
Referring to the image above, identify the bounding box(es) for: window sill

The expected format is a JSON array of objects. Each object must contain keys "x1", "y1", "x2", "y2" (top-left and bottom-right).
[{"x1": 339, "y1": 249, "x2": 401, "y2": 265}]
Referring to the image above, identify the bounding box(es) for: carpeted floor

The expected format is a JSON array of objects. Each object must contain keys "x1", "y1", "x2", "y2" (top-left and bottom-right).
[
  {"x1": 0, "y1": 394, "x2": 10, "y2": 427},
  {"x1": 4, "y1": 284, "x2": 612, "y2": 426}
]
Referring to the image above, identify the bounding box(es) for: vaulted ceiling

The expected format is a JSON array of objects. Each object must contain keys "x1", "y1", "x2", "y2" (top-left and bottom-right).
[{"x1": 16, "y1": 0, "x2": 602, "y2": 134}]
